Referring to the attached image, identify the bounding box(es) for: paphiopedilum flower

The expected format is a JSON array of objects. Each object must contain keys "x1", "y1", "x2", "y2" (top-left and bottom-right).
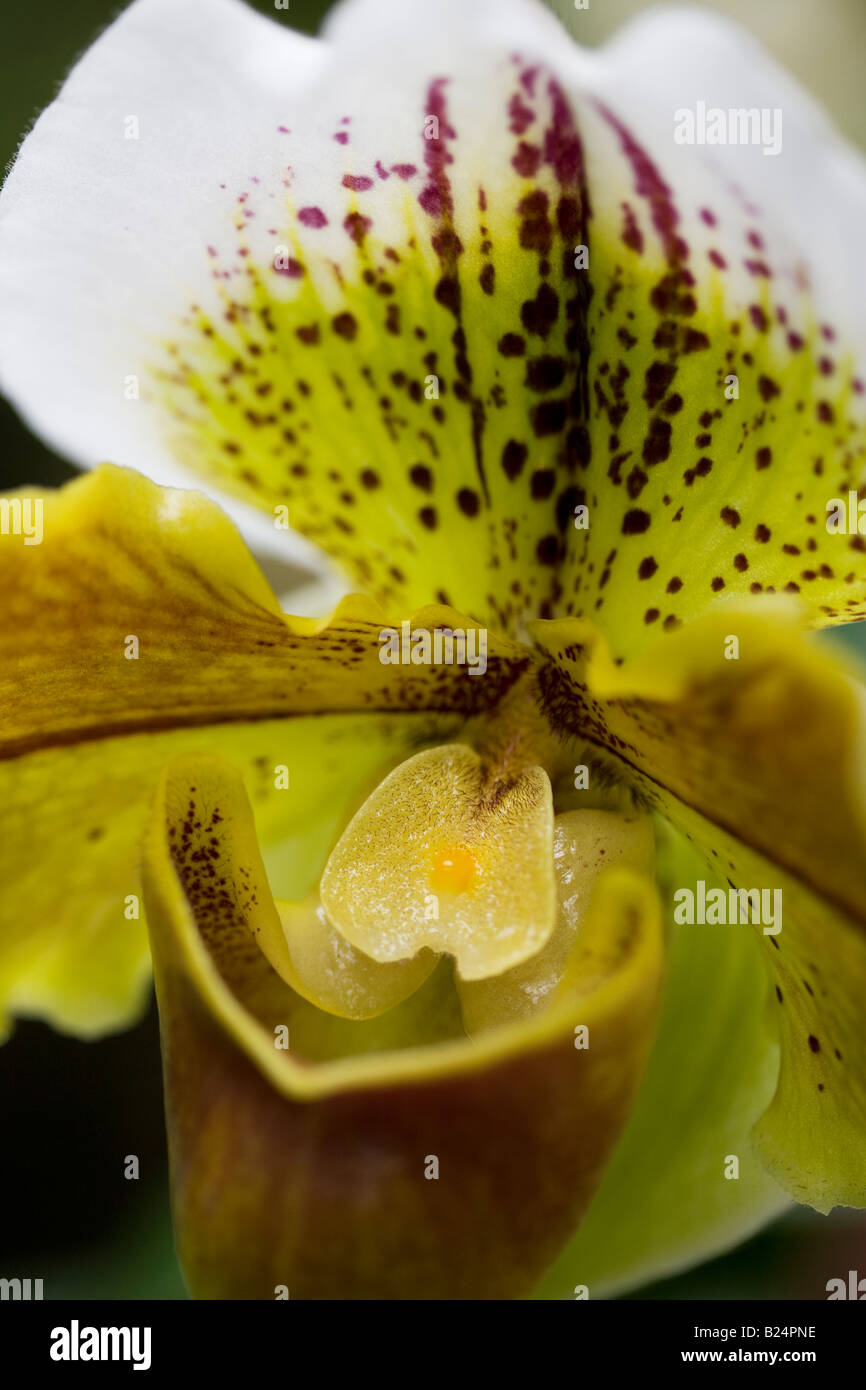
[{"x1": 0, "y1": 0, "x2": 865, "y2": 1300}]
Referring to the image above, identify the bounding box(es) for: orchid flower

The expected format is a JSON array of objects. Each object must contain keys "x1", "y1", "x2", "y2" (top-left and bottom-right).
[{"x1": 1, "y1": 0, "x2": 865, "y2": 1302}]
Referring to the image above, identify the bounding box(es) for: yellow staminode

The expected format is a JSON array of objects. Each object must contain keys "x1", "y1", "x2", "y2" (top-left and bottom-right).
[
  {"x1": 320, "y1": 743, "x2": 557, "y2": 981},
  {"x1": 430, "y1": 844, "x2": 478, "y2": 896}
]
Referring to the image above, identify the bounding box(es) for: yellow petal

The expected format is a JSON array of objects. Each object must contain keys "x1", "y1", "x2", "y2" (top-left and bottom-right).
[
  {"x1": 534, "y1": 598, "x2": 866, "y2": 1209},
  {"x1": 1, "y1": 466, "x2": 527, "y2": 759},
  {"x1": 3, "y1": 464, "x2": 536, "y2": 1034}
]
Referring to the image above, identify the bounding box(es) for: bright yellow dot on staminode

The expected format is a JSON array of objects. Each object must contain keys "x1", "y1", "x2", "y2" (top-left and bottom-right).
[{"x1": 430, "y1": 844, "x2": 477, "y2": 896}]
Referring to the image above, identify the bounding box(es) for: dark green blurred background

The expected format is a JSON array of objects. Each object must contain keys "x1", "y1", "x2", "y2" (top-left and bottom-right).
[{"x1": 1, "y1": 0, "x2": 864, "y2": 1300}]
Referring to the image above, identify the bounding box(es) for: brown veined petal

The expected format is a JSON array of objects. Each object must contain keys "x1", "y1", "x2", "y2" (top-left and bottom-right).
[
  {"x1": 1, "y1": 466, "x2": 529, "y2": 756},
  {"x1": 533, "y1": 597, "x2": 866, "y2": 1209},
  {"x1": 143, "y1": 752, "x2": 664, "y2": 1300},
  {"x1": 0, "y1": 463, "x2": 528, "y2": 1036}
]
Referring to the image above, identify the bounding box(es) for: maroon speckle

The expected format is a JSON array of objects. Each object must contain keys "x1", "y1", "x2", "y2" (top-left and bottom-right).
[
  {"x1": 699, "y1": 208, "x2": 717, "y2": 227},
  {"x1": 419, "y1": 184, "x2": 444, "y2": 217},
  {"x1": 273, "y1": 256, "x2": 304, "y2": 278},
  {"x1": 498, "y1": 333, "x2": 525, "y2": 357},
  {"x1": 513, "y1": 142, "x2": 541, "y2": 177},
  {"x1": 508, "y1": 91, "x2": 534, "y2": 136},
  {"x1": 644, "y1": 362, "x2": 676, "y2": 408},
  {"x1": 342, "y1": 174, "x2": 374, "y2": 192},
  {"x1": 544, "y1": 80, "x2": 585, "y2": 187},
  {"x1": 758, "y1": 374, "x2": 780, "y2": 402},
  {"x1": 536, "y1": 535, "x2": 559, "y2": 566},
  {"x1": 642, "y1": 417, "x2": 672, "y2": 464},
  {"x1": 332, "y1": 312, "x2": 358, "y2": 340},
  {"x1": 683, "y1": 327, "x2": 710, "y2": 353},
  {"x1": 521, "y1": 283, "x2": 559, "y2": 338},
  {"x1": 518, "y1": 188, "x2": 552, "y2": 253},
  {"x1": 298, "y1": 206, "x2": 328, "y2": 228},
  {"x1": 434, "y1": 276, "x2": 460, "y2": 315},
  {"x1": 622, "y1": 508, "x2": 651, "y2": 535},
  {"x1": 333, "y1": 131, "x2": 349, "y2": 145},
  {"x1": 621, "y1": 202, "x2": 644, "y2": 254},
  {"x1": 532, "y1": 399, "x2": 567, "y2": 436},
  {"x1": 343, "y1": 211, "x2": 372, "y2": 244},
  {"x1": 556, "y1": 195, "x2": 582, "y2": 240},
  {"x1": 391, "y1": 163, "x2": 417, "y2": 180},
  {"x1": 520, "y1": 65, "x2": 539, "y2": 97},
  {"x1": 598, "y1": 102, "x2": 681, "y2": 264},
  {"x1": 502, "y1": 440, "x2": 528, "y2": 479},
  {"x1": 457, "y1": 487, "x2": 481, "y2": 517},
  {"x1": 526, "y1": 355, "x2": 566, "y2": 391},
  {"x1": 432, "y1": 227, "x2": 463, "y2": 259}
]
